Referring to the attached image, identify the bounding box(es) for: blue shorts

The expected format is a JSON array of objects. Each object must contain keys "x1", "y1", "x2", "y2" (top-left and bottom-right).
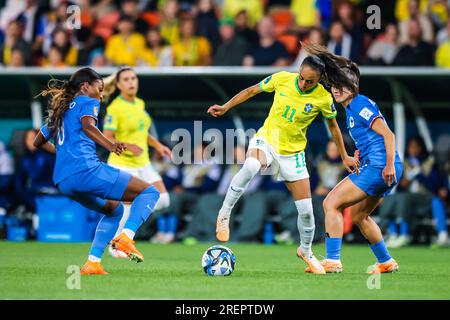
[
  {"x1": 58, "y1": 163, "x2": 132, "y2": 211},
  {"x1": 349, "y1": 161, "x2": 403, "y2": 198}
]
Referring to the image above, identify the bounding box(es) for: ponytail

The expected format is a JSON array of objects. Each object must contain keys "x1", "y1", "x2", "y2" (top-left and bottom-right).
[
  {"x1": 39, "y1": 79, "x2": 77, "y2": 130},
  {"x1": 301, "y1": 42, "x2": 360, "y2": 95}
]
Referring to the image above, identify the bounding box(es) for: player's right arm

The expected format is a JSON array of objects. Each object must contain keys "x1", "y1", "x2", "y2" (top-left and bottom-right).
[
  {"x1": 207, "y1": 83, "x2": 262, "y2": 117},
  {"x1": 34, "y1": 124, "x2": 56, "y2": 154}
]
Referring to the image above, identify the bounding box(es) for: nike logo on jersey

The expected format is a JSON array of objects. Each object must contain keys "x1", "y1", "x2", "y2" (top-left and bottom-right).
[{"x1": 280, "y1": 92, "x2": 286, "y2": 96}]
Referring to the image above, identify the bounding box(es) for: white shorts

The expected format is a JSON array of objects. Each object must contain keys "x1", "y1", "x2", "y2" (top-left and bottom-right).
[
  {"x1": 248, "y1": 136, "x2": 310, "y2": 182},
  {"x1": 108, "y1": 163, "x2": 162, "y2": 184}
]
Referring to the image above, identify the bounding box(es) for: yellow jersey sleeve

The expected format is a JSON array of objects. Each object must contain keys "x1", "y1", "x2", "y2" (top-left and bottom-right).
[
  {"x1": 259, "y1": 72, "x2": 285, "y2": 93},
  {"x1": 319, "y1": 94, "x2": 337, "y2": 119},
  {"x1": 103, "y1": 103, "x2": 119, "y2": 131}
]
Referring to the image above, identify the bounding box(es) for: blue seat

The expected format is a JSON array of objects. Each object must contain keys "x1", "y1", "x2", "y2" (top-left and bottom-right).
[{"x1": 36, "y1": 195, "x2": 102, "y2": 242}]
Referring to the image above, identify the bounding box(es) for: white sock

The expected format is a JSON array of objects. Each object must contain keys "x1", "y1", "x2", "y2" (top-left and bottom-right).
[
  {"x1": 114, "y1": 204, "x2": 131, "y2": 237},
  {"x1": 88, "y1": 255, "x2": 101, "y2": 263},
  {"x1": 220, "y1": 157, "x2": 261, "y2": 216},
  {"x1": 154, "y1": 192, "x2": 170, "y2": 211},
  {"x1": 122, "y1": 228, "x2": 135, "y2": 239},
  {"x1": 295, "y1": 198, "x2": 315, "y2": 257}
]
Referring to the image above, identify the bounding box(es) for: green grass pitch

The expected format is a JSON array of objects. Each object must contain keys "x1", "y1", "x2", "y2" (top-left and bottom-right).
[{"x1": 0, "y1": 241, "x2": 449, "y2": 300}]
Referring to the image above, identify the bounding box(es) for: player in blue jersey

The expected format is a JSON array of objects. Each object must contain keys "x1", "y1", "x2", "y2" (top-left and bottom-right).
[
  {"x1": 33, "y1": 67, "x2": 160, "y2": 275},
  {"x1": 303, "y1": 45, "x2": 403, "y2": 274}
]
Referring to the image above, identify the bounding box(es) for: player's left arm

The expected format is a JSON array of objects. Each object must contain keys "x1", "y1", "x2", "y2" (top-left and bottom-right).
[
  {"x1": 371, "y1": 118, "x2": 397, "y2": 186},
  {"x1": 147, "y1": 134, "x2": 172, "y2": 159},
  {"x1": 326, "y1": 117, "x2": 360, "y2": 174}
]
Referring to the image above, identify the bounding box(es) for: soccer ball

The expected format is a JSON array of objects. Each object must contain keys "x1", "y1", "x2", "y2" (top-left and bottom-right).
[{"x1": 202, "y1": 245, "x2": 236, "y2": 276}]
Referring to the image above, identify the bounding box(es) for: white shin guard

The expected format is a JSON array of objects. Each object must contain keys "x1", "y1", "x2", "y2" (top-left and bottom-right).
[{"x1": 295, "y1": 198, "x2": 315, "y2": 256}]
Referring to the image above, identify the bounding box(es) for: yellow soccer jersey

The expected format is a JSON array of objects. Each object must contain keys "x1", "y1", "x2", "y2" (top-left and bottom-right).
[
  {"x1": 104, "y1": 96, "x2": 152, "y2": 168},
  {"x1": 256, "y1": 71, "x2": 336, "y2": 155}
]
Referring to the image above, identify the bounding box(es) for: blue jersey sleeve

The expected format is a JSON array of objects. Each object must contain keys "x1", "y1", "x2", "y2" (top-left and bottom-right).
[
  {"x1": 79, "y1": 98, "x2": 100, "y2": 122},
  {"x1": 40, "y1": 124, "x2": 54, "y2": 140},
  {"x1": 355, "y1": 96, "x2": 383, "y2": 128}
]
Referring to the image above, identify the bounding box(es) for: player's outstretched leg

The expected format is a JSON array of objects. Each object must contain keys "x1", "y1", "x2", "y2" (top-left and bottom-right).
[
  {"x1": 216, "y1": 156, "x2": 262, "y2": 242},
  {"x1": 109, "y1": 182, "x2": 170, "y2": 258},
  {"x1": 349, "y1": 201, "x2": 399, "y2": 274},
  {"x1": 67, "y1": 193, "x2": 125, "y2": 275},
  {"x1": 111, "y1": 177, "x2": 160, "y2": 262}
]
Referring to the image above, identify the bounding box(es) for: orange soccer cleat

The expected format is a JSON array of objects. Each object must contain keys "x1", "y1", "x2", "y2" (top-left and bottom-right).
[
  {"x1": 368, "y1": 258, "x2": 399, "y2": 274},
  {"x1": 110, "y1": 233, "x2": 144, "y2": 263},
  {"x1": 297, "y1": 247, "x2": 326, "y2": 275},
  {"x1": 216, "y1": 215, "x2": 230, "y2": 243},
  {"x1": 80, "y1": 260, "x2": 108, "y2": 275},
  {"x1": 305, "y1": 259, "x2": 343, "y2": 273}
]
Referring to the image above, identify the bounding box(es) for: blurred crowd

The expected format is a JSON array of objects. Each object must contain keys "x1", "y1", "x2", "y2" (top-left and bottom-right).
[
  {"x1": 1, "y1": 128, "x2": 449, "y2": 247},
  {"x1": 1, "y1": 0, "x2": 450, "y2": 68}
]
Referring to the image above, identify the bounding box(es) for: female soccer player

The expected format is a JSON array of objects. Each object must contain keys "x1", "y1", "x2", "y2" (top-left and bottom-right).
[
  {"x1": 305, "y1": 45, "x2": 403, "y2": 274},
  {"x1": 102, "y1": 67, "x2": 172, "y2": 257},
  {"x1": 33, "y1": 67, "x2": 160, "y2": 275},
  {"x1": 207, "y1": 44, "x2": 360, "y2": 274}
]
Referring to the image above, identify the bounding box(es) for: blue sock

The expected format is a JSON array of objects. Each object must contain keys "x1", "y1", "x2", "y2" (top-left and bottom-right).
[
  {"x1": 156, "y1": 215, "x2": 168, "y2": 233},
  {"x1": 89, "y1": 202, "x2": 124, "y2": 259},
  {"x1": 369, "y1": 240, "x2": 392, "y2": 263},
  {"x1": 399, "y1": 220, "x2": 409, "y2": 236},
  {"x1": 432, "y1": 197, "x2": 448, "y2": 233},
  {"x1": 124, "y1": 186, "x2": 160, "y2": 233},
  {"x1": 388, "y1": 221, "x2": 398, "y2": 236},
  {"x1": 167, "y1": 214, "x2": 178, "y2": 234},
  {"x1": 326, "y1": 237, "x2": 342, "y2": 261}
]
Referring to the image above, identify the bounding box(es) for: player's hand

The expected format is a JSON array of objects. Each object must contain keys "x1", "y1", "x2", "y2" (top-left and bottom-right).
[
  {"x1": 354, "y1": 149, "x2": 361, "y2": 162},
  {"x1": 157, "y1": 144, "x2": 172, "y2": 160},
  {"x1": 111, "y1": 142, "x2": 126, "y2": 155},
  {"x1": 343, "y1": 155, "x2": 360, "y2": 174},
  {"x1": 207, "y1": 104, "x2": 228, "y2": 117},
  {"x1": 382, "y1": 164, "x2": 397, "y2": 187},
  {"x1": 126, "y1": 144, "x2": 143, "y2": 156}
]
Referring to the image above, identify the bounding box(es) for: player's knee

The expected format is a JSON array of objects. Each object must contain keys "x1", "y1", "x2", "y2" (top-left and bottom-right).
[
  {"x1": 323, "y1": 195, "x2": 338, "y2": 214},
  {"x1": 103, "y1": 200, "x2": 123, "y2": 216},
  {"x1": 154, "y1": 192, "x2": 170, "y2": 211},
  {"x1": 295, "y1": 198, "x2": 314, "y2": 222},
  {"x1": 242, "y1": 157, "x2": 262, "y2": 177},
  {"x1": 139, "y1": 185, "x2": 161, "y2": 202}
]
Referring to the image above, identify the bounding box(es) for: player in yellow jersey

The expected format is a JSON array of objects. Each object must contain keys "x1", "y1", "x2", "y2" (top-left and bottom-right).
[
  {"x1": 102, "y1": 67, "x2": 172, "y2": 258},
  {"x1": 208, "y1": 43, "x2": 360, "y2": 274}
]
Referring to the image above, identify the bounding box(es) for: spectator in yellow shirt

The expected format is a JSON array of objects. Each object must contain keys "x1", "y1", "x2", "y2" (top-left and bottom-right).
[
  {"x1": 105, "y1": 15, "x2": 146, "y2": 66},
  {"x1": 436, "y1": 41, "x2": 450, "y2": 68},
  {"x1": 172, "y1": 18, "x2": 212, "y2": 66},
  {"x1": 141, "y1": 27, "x2": 173, "y2": 67},
  {"x1": 42, "y1": 46, "x2": 66, "y2": 68},
  {"x1": 291, "y1": 0, "x2": 320, "y2": 30},
  {"x1": 160, "y1": 0, "x2": 180, "y2": 44},
  {"x1": 223, "y1": 0, "x2": 263, "y2": 28}
]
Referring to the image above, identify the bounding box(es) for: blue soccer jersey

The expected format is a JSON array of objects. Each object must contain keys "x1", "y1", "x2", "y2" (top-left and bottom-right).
[
  {"x1": 345, "y1": 94, "x2": 400, "y2": 167},
  {"x1": 40, "y1": 95, "x2": 102, "y2": 184}
]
